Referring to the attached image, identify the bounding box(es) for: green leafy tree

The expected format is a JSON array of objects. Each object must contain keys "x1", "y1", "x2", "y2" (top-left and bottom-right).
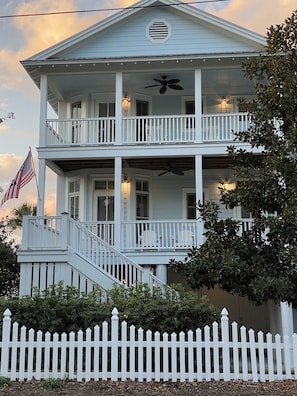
[
  {"x1": 171, "y1": 10, "x2": 297, "y2": 307},
  {"x1": 0, "y1": 218, "x2": 19, "y2": 296},
  {"x1": 9, "y1": 202, "x2": 37, "y2": 228}
]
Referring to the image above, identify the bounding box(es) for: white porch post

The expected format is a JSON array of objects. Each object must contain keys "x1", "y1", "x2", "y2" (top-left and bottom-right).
[
  {"x1": 36, "y1": 158, "x2": 46, "y2": 216},
  {"x1": 194, "y1": 69, "x2": 202, "y2": 143},
  {"x1": 36, "y1": 74, "x2": 48, "y2": 216},
  {"x1": 156, "y1": 264, "x2": 167, "y2": 284},
  {"x1": 195, "y1": 154, "x2": 204, "y2": 246},
  {"x1": 114, "y1": 156, "x2": 122, "y2": 251},
  {"x1": 39, "y1": 74, "x2": 48, "y2": 147},
  {"x1": 280, "y1": 301, "x2": 294, "y2": 337},
  {"x1": 115, "y1": 72, "x2": 123, "y2": 145}
]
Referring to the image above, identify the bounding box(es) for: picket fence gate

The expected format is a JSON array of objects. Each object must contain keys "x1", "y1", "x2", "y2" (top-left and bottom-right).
[{"x1": 1, "y1": 307, "x2": 297, "y2": 383}]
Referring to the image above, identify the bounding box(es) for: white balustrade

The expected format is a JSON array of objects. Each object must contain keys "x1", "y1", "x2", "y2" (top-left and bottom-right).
[
  {"x1": 46, "y1": 118, "x2": 115, "y2": 146},
  {"x1": 202, "y1": 113, "x2": 250, "y2": 141},
  {"x1": 45, "y1": 113, "x2": 250, "y2": 146}
]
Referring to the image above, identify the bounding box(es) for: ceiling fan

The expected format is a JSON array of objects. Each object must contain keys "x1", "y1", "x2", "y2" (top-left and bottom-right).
[
  {"x1": 145, "y1": 76, "x2": 183, "y2": 95},
  {"x1": 158, "y1": 163, "x2": 184, "y2": 176}
]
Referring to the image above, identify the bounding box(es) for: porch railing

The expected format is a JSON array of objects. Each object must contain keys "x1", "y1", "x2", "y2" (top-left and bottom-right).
[
  {"x1": 122, "y1": 115, "x2": 195, "y2": 144},
  {"x1": 46, "y1": 117, "x2": 116, "y2": 145},
  {"x1": 202, "y1": 113, "x2": 250, "y2": 141},
  {"x1": 80, "y1": 219, "x2": 253, "y2": 249},
  {"x1": 22, "y1": 216, "x2": 254, "y2": 252},
  {"x1": 45, "y1": 113, "x2": 250, "y2": 146},
  {"x1": 121, "y1": 220, "x2": 198, "y2": 250}
]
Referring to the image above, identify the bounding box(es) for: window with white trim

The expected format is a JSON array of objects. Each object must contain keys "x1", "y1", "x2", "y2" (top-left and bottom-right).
[
  {"x1": 136, "y1": 179, "x2": 149, "y2": 220},
  {"x1": 68, "y1": 179, "x2": 80, "y2": 219}
]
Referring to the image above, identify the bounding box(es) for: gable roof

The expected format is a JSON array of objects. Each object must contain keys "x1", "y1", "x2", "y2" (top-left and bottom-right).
[{"x1": 25, "y1": 0, "x2": 266, "y2": 62}]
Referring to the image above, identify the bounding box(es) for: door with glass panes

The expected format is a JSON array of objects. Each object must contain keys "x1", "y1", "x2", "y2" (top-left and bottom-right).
[
  {"x1": 97, "y1": 102, "x2": 115, "y2": 143},
  {"x1": 93, "y1": 180, "x2": 114, "y2": 245}
]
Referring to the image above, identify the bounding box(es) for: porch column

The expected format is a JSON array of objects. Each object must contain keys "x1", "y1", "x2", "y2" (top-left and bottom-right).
[
  {"x1": 39, "y1": 74, "x2": 48, "y2": 147},
  {"x1": 115, "y1": 72, "x2": 123, "y2": 145},
  {"x1": 36, "y1": 158, "x2": 46, "y2": 216},
  {"x1": 36, "y1": 74, "x2": 48, "y2": 216},
  {"x1": 114, "y1": 156, "x2": 122, "y2": 250},
  {"x1": 280, "y1": 301, "x2": 294, "y2": 337},
  {"x1": 194, "y1": 69, "x2": 202, "y2": 143},
  {"x1": 195, "y1": 154, "x2": 204, "y2": 246},
  {"x1": 156, "y1": 264, "x2": 167, "y2": 284}
]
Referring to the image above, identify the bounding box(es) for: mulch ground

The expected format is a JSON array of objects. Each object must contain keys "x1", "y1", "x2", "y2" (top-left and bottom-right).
[{"x1": 1, "y1": 380, "x2": 297, "y2": 395}]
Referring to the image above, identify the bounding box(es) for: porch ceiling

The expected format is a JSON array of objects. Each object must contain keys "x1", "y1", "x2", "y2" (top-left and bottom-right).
[{"x1": 52, "y1": 156, "x2": 234, "y2": 173}]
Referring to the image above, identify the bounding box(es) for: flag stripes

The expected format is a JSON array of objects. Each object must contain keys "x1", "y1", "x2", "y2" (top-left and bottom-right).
[{"x1": 0, "y1": 150, "x2": 35, "y2": 207}]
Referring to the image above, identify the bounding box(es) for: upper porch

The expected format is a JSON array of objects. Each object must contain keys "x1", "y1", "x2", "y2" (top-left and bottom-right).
[{"x1": 36, "y1": 65, "x2": 255, "y2": 150}]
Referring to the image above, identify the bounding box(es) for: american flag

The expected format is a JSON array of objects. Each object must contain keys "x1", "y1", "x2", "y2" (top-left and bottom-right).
[{"x1": 0, "y1": 150, "x2": 35, "y2": 207}]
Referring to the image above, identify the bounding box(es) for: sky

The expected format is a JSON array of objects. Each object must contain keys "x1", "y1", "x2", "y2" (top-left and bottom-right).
[{"x1": 0, "y1": 0, "x2": 296, "y2": 218}]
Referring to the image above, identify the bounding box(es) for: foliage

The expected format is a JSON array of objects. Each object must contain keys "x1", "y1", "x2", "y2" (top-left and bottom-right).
[
  {"x1": 0, "y1": 282, "x2": 219, "y2": 334},
  {"x1": 171, "y1": 10, "x2": 297, "y2": 307},
  {"x1": 41, "y1": 378, "x2": 64, "y2": 389},
  {"x1": 108, "y1": 282, "x2": 219, "y2": 333},
  {"x1": 9, "y1": 202, "x2": 37, "y2": 228},
  {"x1": 0, "y1": 376, "x2": 11, "y2": 388},
  {"x1": 0, "y1": 218, "x2": 19, "y2": 297}
]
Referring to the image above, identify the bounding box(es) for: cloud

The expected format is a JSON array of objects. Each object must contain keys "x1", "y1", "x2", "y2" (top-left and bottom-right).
[{"x1": 205, "y1": 0, "x2": 296, "y2": 34}]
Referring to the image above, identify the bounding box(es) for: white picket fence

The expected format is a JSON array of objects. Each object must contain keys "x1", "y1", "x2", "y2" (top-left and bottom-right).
[{"x1": 1, "y1": 307, "x2": 297, "y2": 382}]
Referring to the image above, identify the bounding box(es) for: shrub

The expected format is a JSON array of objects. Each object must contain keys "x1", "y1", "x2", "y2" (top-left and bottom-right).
[
  {"x1": 0, "y1": 376, "x2": 11, "y2": 387},
  {"x1": 41, "y1": 378, "x2": 64, "y2": 389},
  {"x1": 0, "y1": 282, "x2": 219, "y2": 334}
]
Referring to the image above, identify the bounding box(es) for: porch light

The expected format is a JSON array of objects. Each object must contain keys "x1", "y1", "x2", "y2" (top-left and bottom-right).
[
  {"x1": 122, "y1": 174, "x2": 129, "y2": 184},
  {"x1": 221, "y1": 179, "x2": 230, "y2": 191},
  {"x1": 221, "y1": 96, "x2": 227, "y2": 106},
  {"x1": 122, "y1": 94, "x2": 130, "y2": 112}
]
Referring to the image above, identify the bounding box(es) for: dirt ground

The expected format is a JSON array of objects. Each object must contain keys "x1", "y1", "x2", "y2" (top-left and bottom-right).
[{"x1": 1, "y1": 380, "x2": 297, "y2": 395}]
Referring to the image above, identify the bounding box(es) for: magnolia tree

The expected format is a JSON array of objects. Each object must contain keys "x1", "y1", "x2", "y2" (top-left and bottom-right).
[{"x1": 171, "y1": 10, "x2": 297, "y2": 306}]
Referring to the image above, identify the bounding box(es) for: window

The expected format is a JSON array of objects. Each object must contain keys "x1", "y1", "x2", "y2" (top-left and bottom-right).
[
  {"x1": 185, "y1": 100, "x2": 195, "y2": 129},
  {"x1": 94, "y1": 180, "x2": 114, "y2": 190},
  {"x1": 186, "y1": 193, "x2": 196, "y2": 219},
  {"x1": 68, "y1": 180, "x2": 80, "y2": 219},
  {"x1": 136, "y1": 179, "x2": 149, "y2": 220}
]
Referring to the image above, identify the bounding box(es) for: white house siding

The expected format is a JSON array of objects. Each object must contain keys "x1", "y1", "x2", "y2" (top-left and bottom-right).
[{"x1": 58, "y1": 7, "x2": 261, "y2": 60}]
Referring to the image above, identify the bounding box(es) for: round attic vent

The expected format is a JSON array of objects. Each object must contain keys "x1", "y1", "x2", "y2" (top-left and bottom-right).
[{"x1": 146, "y1": 20, "x2": 171, "y2": 43}]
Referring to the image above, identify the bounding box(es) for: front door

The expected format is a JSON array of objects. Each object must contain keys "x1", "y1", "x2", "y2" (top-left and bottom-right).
[
  {"x1": 93, "y1": 180, "x2": 114, "y2": 244},
  {"x1": 97, "y1": 102, "x2": 115, "y2": 143},
  {"x1": 71, "y1": 101, "x2": 82, "y2": 143}
]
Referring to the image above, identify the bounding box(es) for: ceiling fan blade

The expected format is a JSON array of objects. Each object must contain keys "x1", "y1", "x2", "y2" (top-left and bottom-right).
[
  {"x1": 172, "y1": 168, "x2": 184, "y2": 176},
  {"x1": 167, "y1": 79, "x2": 180, "y2": 84},
  {"x1": 154, "y1": 78, "x2": 165, "y2": 84},
  {"x1": 158, "y1": 170, "x2": 168, "y2": 176},
  {"x1": 160, "y1": 86, "x2": 167, "y2": 94},
  {"x1": 145, "y1": 84, "x2": 160, "y2": 88},
  {"x1": 168, "y1": 84, "x2": 184, "y2": 90}
]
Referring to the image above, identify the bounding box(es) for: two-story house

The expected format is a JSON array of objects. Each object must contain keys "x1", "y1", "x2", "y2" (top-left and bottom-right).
[{"x1": 18, "y1": 0, "x2": 294, "y2": 335}]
